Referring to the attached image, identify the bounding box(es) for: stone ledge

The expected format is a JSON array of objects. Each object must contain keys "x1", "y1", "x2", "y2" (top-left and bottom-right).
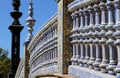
[
  {"x1": 30, "y1": 65, "x2": 59, "y2": 78},
  {"x1": 68, "y1": 65, "x2": 116, "y2": 78},
  {"x1": 68, "y1": 0, "x2": 100, "y2": 12}
]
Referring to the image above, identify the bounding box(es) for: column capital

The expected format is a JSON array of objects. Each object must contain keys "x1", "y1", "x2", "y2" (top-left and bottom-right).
[
  {"x1": 88, "y1": 5, "x2": 94, "y2": 14},
  {"x1": 99, "y1": 1, "x2": 107, "y2": 11},
  {"x1": 106, "y1": 1, "x2": 114, "y2": 11},
  {"x1": 113, "y1": 0, "x2": 120, "y2": 10},
  {"x1": 83, "y1": 7, "x2": 89, "y2": 16},
  {"x1": 78, "y1": 9, "x2": 84, "y2": 17},
  {"x1": 93, "y1": 3, "x2": 101, "y2": 13}
]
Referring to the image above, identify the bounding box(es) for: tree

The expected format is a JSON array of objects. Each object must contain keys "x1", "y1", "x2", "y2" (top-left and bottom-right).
[{"x1": 0, "y1": 48, "x2": 11, "y2": 78}]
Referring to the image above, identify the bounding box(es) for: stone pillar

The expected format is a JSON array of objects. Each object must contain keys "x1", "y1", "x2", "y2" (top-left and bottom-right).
[
  {"x1": 87, "y1": 5, "x2": 95, "y2": 69},
  {"x1": 113, "y1": 0, "x2": 120, "y2": 77},
  {"x1": 78, "y1": 9, "x2": 85, "y2": 67},
  {"x1": 87, "y1": 5, "x2": 94, "y2": 36},
  {"x1": 82, "y1": 7, "x2": 89, "y2": 37},
  {"x1": 82, "y1": 6, "x2": 90, "y2": 68},
  {"x1": 78, "y1": 42, "x2": 85, "y2": 67},
  {"x1": 78, "y1": 9, "x2": 84, "y2": 37},
  {"x1": 75, "y1": 43, "x2": 79, "y2": 64},
  {"x1": 93, "y1": 2, "x2": 102, "y2": 71},
  {"x1": 75, "y1": 11, "x2": 79, "y2": 28},
  {"x1": 83, "y1": 44, "x2": 90, "y2": 68},
  {"x1": 57, "y1": 0, "x2": 73, "y2": 73},
  {"x1": 71, "y1": 12, "x2": 76, "y2": 31},
  {"x1": 71, "y1": 44, "x2": 76, "y2": 65},
  {"x1": 53, "y1": 27, "x2": 55, "y2": 38},
  {"x1": 54, "y1": 47, "x2": 58, "y2": 65},
  {"x1": 93, "y1": 3, "x2": 101, "y2": 36}
]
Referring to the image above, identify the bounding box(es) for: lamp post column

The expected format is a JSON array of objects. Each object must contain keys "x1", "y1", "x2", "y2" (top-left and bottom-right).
[{"x1": 8, "y1": 0, "x2": 24, "y2": 78}]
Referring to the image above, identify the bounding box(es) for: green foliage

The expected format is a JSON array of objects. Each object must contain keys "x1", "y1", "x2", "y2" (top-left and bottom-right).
[{"x1": 0, "y1": 48, "x2": 11, "y2": 78}]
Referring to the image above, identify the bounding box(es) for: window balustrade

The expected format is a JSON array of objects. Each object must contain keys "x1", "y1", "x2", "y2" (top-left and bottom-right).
[{"x1": 70, "y1": 0, "x2": 120, "y2": 76}]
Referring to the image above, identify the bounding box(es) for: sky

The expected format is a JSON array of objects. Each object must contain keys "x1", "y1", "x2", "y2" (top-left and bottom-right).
[{"x1": 0, "y1": 0, "x2": 57, "y2": 58}]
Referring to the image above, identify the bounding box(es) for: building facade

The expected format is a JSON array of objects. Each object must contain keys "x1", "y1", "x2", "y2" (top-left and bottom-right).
[{"x1": 15, "y1": 0, "x2": 120, "y2": 78}]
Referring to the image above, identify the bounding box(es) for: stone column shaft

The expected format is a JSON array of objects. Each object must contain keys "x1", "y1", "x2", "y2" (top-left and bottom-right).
[
  {"x1": 88, "y1": 44, "x2": 95, "y2": 69},
  {"x1": 99, "y1": 45, "x2": 109, "y2": 73},
  {"x1": 76, "y1": 43, "x2": 79, "y2": 60},
  {"x1": 55, "y1": 26, "x2": 57, "y2": 37},
  {"x1": 71, "y1": 13, "x2": 76, "y2": 30},
  {"x1": 94, "y1": 44, "x2": 101, "y2": 71},
  {"x1": 78, "y1": 43, "x2": 85, "y2": 67},
  {"x1": 79, "y1": 9, "x2": 84, "y2": 28},
  {"x1": 71, "y1": 44, "x2": 76, "y2": 65},
  {"x1": 75, "y1": 12, "x2": 79, "y2": 28},
  {"x1": 83, "y1": 44, "x2": 89, "y2": 67}
]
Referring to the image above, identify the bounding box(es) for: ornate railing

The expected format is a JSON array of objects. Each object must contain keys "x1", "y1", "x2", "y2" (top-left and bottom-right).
[
  {"x1": 27, "y1": 13, "x2": 58, "y2": 77},
  {"x1": 68, "y1": 0, "x2": 120, "y2": 77}
]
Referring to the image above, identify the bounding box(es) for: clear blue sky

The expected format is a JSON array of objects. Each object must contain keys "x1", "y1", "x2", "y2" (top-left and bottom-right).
[{"x1": 0, "y1": 0, "x2": 57, "y2": 58}]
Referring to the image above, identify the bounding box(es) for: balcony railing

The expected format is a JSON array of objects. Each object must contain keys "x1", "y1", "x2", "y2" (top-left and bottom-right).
[
  {"x1": 68, "y1": 0, "x2": 120, "y2": 76},
  {"x1": 27, "y1": 13, "x2": 58, "y2": 77}
]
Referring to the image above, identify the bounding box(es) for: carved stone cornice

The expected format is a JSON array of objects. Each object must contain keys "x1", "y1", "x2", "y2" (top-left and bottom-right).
[{"x1": 68, "y1": 0, "x2": 100, "y2": 12}]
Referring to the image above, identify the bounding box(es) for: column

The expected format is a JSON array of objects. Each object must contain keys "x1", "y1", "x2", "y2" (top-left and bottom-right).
[
  {"x1": 87, "y1": 5, "x2": 95, "y2": 69},
  {"x1": 113, "y1": 0, "x2": 120, "y2": 77},
  {"x1": 93, "y1": 2, "x2": 101, "y2": 36},
  {"x1": 87, "y1": 5, "x2": 95, "y2": 36},
  {"x1": 75, "y1": 10, "x2": 79, "y2": 29},
  {"x1": 48, "y1": 31, "x2": 51, "y2": 40},
  {"x1": 78, "y1": 42, "x2": 85, "y2": 67},
  {"x1": 53, "y1": 27, "x2": 55, "y2": 38},
  {"x1": 93, "y1": 44, "x2": 102, "y2": 71},
  {"x1": 71, "y1": 12, "x2": 76, "y2": 31},
  {"x1": 82, "y1": 7, "x2": 90, "y2": 68},
  {"x1": 54, "y1": 48, "x2": 57, "y2": 65},
  {"x1": 78, "y1": 8, "x2": 84, "y2": 37},
  {"x1": 82, "y1": 7, "x2": 89, "y2": 37},
  {"x1": 53, "y1": 48, "x2": 55, "y2": 65},
  {"x1": 71, "y1": 44, "x2": 76, "y2": 65},
  {"x1": 55, "y1": 25, "x2": 58, "y2": 37},
  {"x1": 50, "y1": 30, "x2": 52, "y2": 39},
  {"x1": 51, "y1": 28, "x2": 53, "y2": 38},
  {"x1": 75, "y1": 43, "x2": 80, "y2": 65},
  {"x1": 78, "y1": 9, "x2": 85, "y2": 67},
  {"x1": 93, "y1": 2, "x2": 102, "y2": 71},
  {"x1": 99, "y1": 0, "x2": 109, "y2": 73},
  {"x1": 87, "y1": 43, "x2": 95, "y2": 69}
]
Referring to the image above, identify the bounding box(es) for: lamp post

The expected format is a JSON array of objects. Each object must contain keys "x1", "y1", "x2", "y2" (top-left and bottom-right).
[{"x1": 8, "y1": 0, "x2": 24, "y2": 78}]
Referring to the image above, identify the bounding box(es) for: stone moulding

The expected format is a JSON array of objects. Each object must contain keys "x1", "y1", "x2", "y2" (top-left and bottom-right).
[
  {"x1": 27, "y1": 13, "x2": 58, "y2": 52},
  {"x1": 31, "y1": 65, "x2": 58, "y2": 78},
  {"x1": 68, "y1": 0, "x2": 100, "y2": 12}
]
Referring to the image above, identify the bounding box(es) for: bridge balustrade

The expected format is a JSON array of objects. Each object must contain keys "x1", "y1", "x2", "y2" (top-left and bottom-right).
[{"x1": 68, "y1": 0, "x2": 120, "y2": 76}]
